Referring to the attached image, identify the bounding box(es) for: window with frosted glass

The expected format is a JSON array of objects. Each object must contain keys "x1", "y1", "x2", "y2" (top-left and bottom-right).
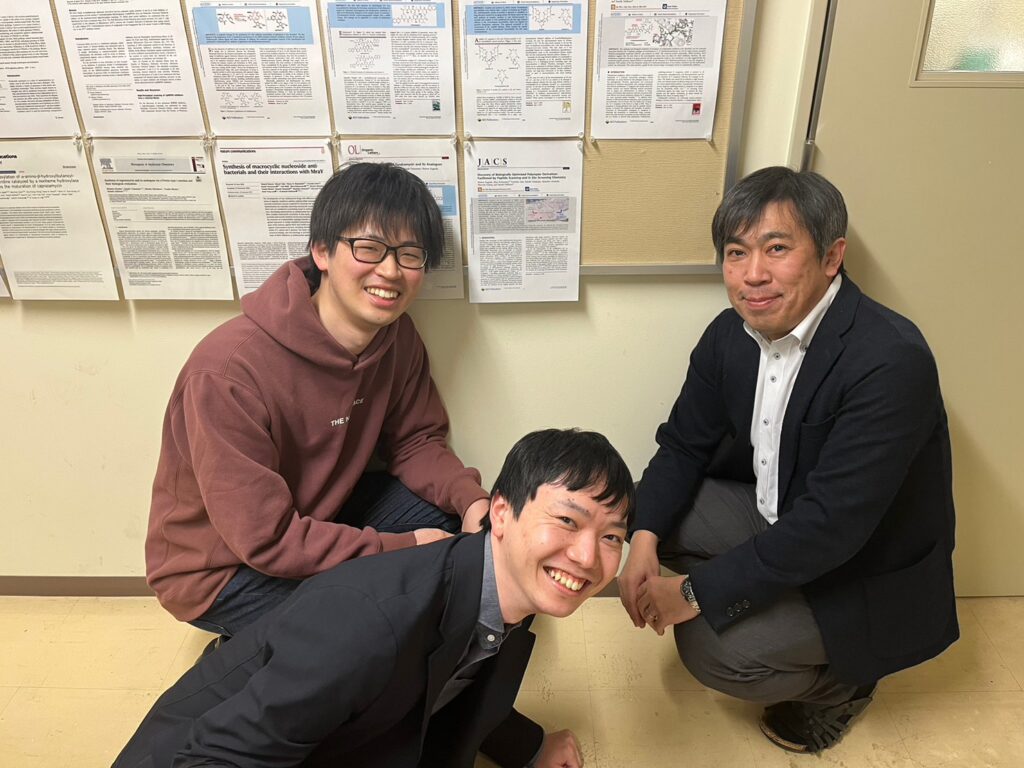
[{"x1": 923, "y1": 0, "x2": 1024, "y2": 72}]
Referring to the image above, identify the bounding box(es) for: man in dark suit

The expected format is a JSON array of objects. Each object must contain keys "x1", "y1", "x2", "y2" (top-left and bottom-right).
[
  {"x1": 618, "y1": 167, "x2": 957, "y2": 754},
  {"x1": 115, "y1": 429, "x2": 634, "y2": 768}
]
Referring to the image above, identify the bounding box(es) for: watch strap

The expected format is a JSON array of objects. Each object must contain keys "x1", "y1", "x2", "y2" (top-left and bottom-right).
[{"x1": 680, "y1": 576, "x2": 701, "y2": 615}]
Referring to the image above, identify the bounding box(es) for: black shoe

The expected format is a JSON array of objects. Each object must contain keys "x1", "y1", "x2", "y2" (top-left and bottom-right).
[{"x1": 759, "y1": 684, "x2": 876, "y2": 753}]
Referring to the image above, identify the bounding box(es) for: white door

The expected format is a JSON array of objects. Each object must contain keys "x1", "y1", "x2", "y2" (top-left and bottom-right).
[{"x1": 810, "y1": 0, "x2": 1024, "y2": 594}]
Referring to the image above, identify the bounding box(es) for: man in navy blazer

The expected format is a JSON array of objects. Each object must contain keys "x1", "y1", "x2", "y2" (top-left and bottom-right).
[
  {"x1": 114, "y1": 429, "x2": 634, "y2": 767},
  {"x1": 619, "y1": 167, "x2": 957, "y2": 754}
]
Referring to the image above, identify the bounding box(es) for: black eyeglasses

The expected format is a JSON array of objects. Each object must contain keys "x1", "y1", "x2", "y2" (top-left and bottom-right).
[{"x1": 336, "y1": 236, "x2": 428, "y2": 270}]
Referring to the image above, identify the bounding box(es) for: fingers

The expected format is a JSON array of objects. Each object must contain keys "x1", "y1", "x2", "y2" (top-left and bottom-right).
[
  {"x1": 619, "y1": 565, "x2": 649, "y2": 628},
  {"x1": 636, "y1": 585, "x2": 659, "y2": 632},
  {"x1": 619, "y1": 534, "x2": 661, "y2": 628},
  {"x1": 639, "y1": 607, "x2": 664, "y2": 635},
  {"x1": 412, "y1": 528, "x2": 454, "y2": 546},
  {"x1": 649, "y1": 614, "x2": 666, "y2": 636},
  {"x1": 620, "y1": 581, "x2": 646, "y2": 628},
  {"x1": 554, "y1": 729, "x2": 583, "y2": 768},
  {"x1": 537, "y1": 730, "x2": 583, "y2": 768},
  {"x1": 461, "y1": 498, "x2": 489, "y2": 533},
  {"x1": 637, "y1": 581, "x2": 668, "y2": 635},
  {"x1": 560, "y1": 732, "x2": 582, "y2": 767}
]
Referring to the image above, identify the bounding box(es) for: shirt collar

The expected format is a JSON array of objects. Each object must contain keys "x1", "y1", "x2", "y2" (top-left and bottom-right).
[
  {"x1": 744, "y1": 274, "x2": 842, "y2": 350},
  {"x1": 477, "y1": 534, "x2": 509, "y2": 650}
]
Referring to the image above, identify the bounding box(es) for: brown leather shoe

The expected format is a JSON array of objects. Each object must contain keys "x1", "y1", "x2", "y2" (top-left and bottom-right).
[{"x1": 759, "y1": 685, "x2": 876, "y2": 753}]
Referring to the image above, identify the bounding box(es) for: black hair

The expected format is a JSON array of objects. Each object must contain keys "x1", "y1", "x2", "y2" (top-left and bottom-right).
[
  {"x1": 712, "y1": 166, "x2": 848, "y2": 264},
  {"x1": 307, "y1": 162, "x2": 445, "y2": 270},
  {"x1": 482, "y1": 428, "x2": 635, "y2": 530}
]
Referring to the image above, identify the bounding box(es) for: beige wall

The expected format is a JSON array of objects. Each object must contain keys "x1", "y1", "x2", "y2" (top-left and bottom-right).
[
  {"x1": 808, "y1": 0, "x2": 1024, "y2": 595},
  {"x1": 0, "y1": 1, "x2": 814, "y2": 579}
]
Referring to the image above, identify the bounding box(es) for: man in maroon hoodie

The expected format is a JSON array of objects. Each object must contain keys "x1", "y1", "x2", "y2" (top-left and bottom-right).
[{"x1": 146, "y1": 163, "x2": 490, "y2": 637}]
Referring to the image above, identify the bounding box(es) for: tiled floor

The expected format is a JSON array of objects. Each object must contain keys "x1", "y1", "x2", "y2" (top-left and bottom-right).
[{"x1": 1, "y1": 596, "x2": 1022, "y2": 767}]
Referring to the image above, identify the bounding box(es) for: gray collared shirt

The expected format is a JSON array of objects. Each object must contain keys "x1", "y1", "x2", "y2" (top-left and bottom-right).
[
  {"x1": 430, "y1": 535, "x2": 542, "y2": 767},
  {"x1": 431, "y1": 534, "x2": 515, "y2": 714}
]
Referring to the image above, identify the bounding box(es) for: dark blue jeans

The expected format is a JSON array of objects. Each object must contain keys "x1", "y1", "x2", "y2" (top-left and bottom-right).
[{"x1": 189, "y1": 472, "x2": 459, "y2": 637}]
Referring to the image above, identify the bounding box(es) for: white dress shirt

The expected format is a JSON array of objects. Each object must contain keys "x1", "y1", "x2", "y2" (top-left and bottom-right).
[{"x1": 746, "y1": 275, "x2": 842, "y2": 524}]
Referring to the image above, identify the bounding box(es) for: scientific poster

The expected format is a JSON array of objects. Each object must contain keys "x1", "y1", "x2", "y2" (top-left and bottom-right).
[
  {"x1": 321, "y1": 0, "x2": 456, "y2": 135},
  {"x1": 214, "y1": 138, "x2": 333, "y2": 294},
  {"x1": 187, "y1": 0, "x2": 331, "y2": 135},
  {"x1": 591, "y1": 0, "x2": 725, "y2": 139},
  {"x1": 464, "y1": 139, "x2": 581, "y2": 303},
  {"x1": 460, "y1": 0, "x2": 587, "y2": 137},
  {"x1": 92, "y1": 139, "x2": 234, "y2": 300},
  {"x1": 0, "y1": 140, "x2": 118, "y2": 300},
  {"x1": 342, "y1": 138, "x2": 463, "y2": 299},
  {"x1": 0, "y1": 3, "x2": 78, "y2": 138},
  {"x1": 54, "y1": 0, "x2": 205, "y2": 137}
]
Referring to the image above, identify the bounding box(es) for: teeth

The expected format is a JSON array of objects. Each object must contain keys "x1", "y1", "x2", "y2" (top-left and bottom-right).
[
  {"x1": 367, "y1": 287, "x2": 399, "y2": 299},
  {"x1": 546, "y1": 567, "x2": 585, "y2": 592}
]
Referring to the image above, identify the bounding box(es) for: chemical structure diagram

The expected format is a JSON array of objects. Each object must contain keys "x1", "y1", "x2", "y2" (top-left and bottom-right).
[
  {"x1": 526, "y1": 197, "x2": 570, "y2": 222},
  {"x1": 475, "y1": 40, "x2": 521, "y2": 86},
  {"x1": 528, "y1": 5, "x2": 573, "y2": 31},
  {"x1": 216, "y1": 9, "x2": 289, "y2": 33},
  {"x1": 391, "y1": 4, "x2": 438, "y2": 27},
  {"x1": 345, "y1": 37, "x2": 384, "y2": 69},
  {"x1": 626, "y1": 16, "x2": 695, "y2": 47}
]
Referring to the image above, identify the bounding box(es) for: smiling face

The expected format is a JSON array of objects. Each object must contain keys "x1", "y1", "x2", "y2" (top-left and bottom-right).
[
  {"x1": 310, "y1": 223, "x2": 425, "y2": 354},
  {"x1": 721, "y1": 201, "x2": 844, "y2": 341},
  {"x1": 489, "y1": 483, "x2": 627, "y2": 624}
]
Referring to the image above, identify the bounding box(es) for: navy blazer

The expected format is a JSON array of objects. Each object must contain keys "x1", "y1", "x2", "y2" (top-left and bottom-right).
[
  {"x1": 114, "y1": 533, "x2": 543, "y2": 767},
  {"x1": 635, "y1": 277, "x2": 958, "y2": 684}
]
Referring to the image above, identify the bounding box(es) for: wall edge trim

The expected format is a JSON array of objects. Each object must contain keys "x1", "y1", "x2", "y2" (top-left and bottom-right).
[{"x1": 0, "y1": 576, "x2": 152, "y2": 597}]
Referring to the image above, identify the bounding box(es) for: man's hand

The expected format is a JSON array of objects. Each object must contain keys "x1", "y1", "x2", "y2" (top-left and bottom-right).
[
  {"x1": 636, "y1": 574, "x2": 698, "y2": 635},
  {"x1": 461, "y1": 497, "x2": 490, "y2": 533},
  {"x1": 534, "y1": 729, "x2": 583, "y2": 768},
  {"x1": 618, "y1": 530, "x2": 661, "y2": 628},
  {"x1": 412, "y1": 528, "x2": 454, "y2": 546}
]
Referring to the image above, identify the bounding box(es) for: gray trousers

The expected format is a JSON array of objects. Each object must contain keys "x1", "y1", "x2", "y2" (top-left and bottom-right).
[{"x1": 658, "y1": 478, "x2": 859, "y2": 706}]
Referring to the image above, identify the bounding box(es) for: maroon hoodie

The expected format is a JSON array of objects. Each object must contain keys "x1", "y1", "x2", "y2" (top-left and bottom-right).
[{"x1": 146, "y1": 257, "x2": 486, "y2": 621}]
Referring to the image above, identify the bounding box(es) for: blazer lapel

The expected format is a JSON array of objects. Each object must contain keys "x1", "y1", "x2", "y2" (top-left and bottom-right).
[
  {"x1": 420, "y1": 533, "x2": 485, "y2": 744},
  {"x1": 777, "y1": 278, "x2": 860, "y2": 508},
  {"x1": 729, "y1": 330, "x2": 760, "y2": 441}
]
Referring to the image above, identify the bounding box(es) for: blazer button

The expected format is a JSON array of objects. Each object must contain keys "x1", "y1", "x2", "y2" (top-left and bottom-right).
[{"x1": 726, "y1": 607, "x2": 735, "y2": 617}]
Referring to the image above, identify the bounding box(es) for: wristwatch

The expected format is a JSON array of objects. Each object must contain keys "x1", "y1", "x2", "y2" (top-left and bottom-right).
[{"x1": 680, "y1": 576, "x2": 701, "y2": 615}]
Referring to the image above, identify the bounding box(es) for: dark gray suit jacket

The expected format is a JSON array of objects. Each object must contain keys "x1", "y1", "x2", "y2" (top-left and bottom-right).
[
  {"x1": 114, "y1": 533, "x2": 543, "y2": 767},
  {"x1": 635, "y1": 277, "x2": 958, "y2": 684}
]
